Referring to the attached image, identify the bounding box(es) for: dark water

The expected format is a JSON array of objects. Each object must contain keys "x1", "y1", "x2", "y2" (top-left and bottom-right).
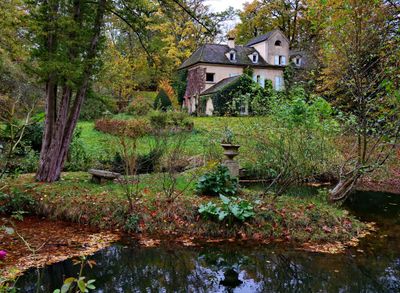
[{"x1": 18, "y1": 191, "x2": 400, "y2": 292}]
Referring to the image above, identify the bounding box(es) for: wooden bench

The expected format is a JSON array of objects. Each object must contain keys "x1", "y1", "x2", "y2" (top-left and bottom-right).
[{"x1": 88, "y1": 169, "x2": 121, "y2": 184}]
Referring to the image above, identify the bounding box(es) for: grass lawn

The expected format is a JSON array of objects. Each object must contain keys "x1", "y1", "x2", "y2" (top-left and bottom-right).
[{"x1": 77, "y1": 116, "x2": 270, "y2": 165}]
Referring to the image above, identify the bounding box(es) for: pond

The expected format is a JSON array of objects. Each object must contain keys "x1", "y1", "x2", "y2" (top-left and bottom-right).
[{"x1": 17, "y1": 191, "x2": 400, "y2": 292}]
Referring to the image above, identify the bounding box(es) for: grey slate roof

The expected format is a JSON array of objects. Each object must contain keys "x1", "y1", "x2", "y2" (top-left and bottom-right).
[
  {"x1": 178, "y1": 44, "x2": 270, "y2": 70},
  {"x1": 200, "y1": 75, "x2": 241, "y2": 96},
  {"x1": 245, "y1": 31, "x2": 273, "y2": 46}
]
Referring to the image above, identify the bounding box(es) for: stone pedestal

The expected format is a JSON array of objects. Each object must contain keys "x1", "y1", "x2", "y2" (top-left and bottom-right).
[{"x1": 221, "y1": 144, "x2": 240, "y2": 177}]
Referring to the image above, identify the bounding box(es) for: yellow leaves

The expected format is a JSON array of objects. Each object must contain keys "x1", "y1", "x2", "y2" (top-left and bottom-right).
[
  {"x1": 139, "y1": 238, "x2": 161, "y2": 248},
  {"x1": 301, "y1": 241, "x2": 346, "y2": 254},
  {"x1": 158, "y1": 79, "x2": 179, "y2": 109}
]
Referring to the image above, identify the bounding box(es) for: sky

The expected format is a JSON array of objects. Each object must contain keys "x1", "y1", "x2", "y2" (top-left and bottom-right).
[
  {"x1": 204, "y1": 0, "x2": 249, "y2": 40},
  {"x1": 205, "y1": 0, "x2": 248, "y2": 12}
]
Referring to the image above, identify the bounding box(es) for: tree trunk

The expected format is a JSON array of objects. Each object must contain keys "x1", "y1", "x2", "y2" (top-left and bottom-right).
[
  {"x1": 329, "y1": 173, "x2": 359, "y2": 202},
  {"x1": 36, "y1": 0, "x2": 106, "y2": 182}
]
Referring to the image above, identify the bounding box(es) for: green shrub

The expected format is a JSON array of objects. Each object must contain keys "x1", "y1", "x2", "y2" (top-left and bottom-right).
[
  {"x1": 110, "y1": 148, "x2": 163, "y2": 175},
  {"x1": 125, "y1": 214, "x2": 140, "y2": 232},
  {"x1": 245, "y1": 89, "x2": 341, "y2": 191},
  {"x1": 149, "y1": 110, "x2": 193, "y2": 131},
  {"x1": 153, "y1": 89, "x2": 172, "y2": 111},
  {"x1": 198, "y1": 195, "x2": 255, "y2": 222},
  {"x1": 80, "y1": 90, "x2": 116, "y2": 120},
  {"x1": 23, "y1": 122, "x2": 44, "y2": 152},
  {"x1": 127, "y1": 95, "x2": 153, "y2": 116},
  {"x1": 196, "y1": 165, "x2": 238, "y2": 196},
  {"x1": 167, "y1": 111, "x2": 193, "y2": 130},
  {"x1": 64, "y1": 128, "x2": 93, "y2": 172},
  {"x1": 148, "y1": 110, "x2": 169, "y2": 129},
  {"x1": 211, "y1": 74, "x2": 272, "y2": 116},
  {"x1": 0, "y1": 190, "x2": 35, "y2": 214}
]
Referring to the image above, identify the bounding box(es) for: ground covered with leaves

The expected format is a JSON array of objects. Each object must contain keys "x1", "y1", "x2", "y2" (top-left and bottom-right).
[
  {"x1": 2, "y1": 173, "x2": 369, "y2": 249},
  {"x1": 0, "y1": 216, "x2": 120, "y2": 281}
]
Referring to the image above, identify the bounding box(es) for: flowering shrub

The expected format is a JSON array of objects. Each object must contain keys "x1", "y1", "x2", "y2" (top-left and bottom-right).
[
  {"x1": 0, "y1": 250, "x2": 6, "y2": 260},
  {"x1": 95, "y1": 118, "x2": 151, "y2": 138}
]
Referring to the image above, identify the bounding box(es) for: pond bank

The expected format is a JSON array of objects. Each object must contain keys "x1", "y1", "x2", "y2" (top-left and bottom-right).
[
  {"x1": 1, "y1": 172, "x2": 374, "y2": 281},
  {"x1": 14, "y1": 190, "x2": 400, "y2": 292}
]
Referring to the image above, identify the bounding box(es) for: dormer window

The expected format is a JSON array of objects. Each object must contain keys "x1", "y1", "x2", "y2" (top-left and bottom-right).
[
  {"x1": 252, "y1": 53, "x2": 258, "y2": 63},
  {"x1": 229, "y1": 50, "x2": 236, "y2": 62},
  {"x1": 275, "y1": 40, "x2": 282, "y2": 46}
]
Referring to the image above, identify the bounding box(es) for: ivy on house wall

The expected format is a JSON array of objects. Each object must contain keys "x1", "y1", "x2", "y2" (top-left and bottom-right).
[{"x1": 210, "y1": 75, "x2": 275, "y2": 116}]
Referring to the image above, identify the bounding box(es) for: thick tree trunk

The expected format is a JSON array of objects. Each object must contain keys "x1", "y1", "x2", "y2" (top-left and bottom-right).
[{"x1": 36, "y1": 0, "x2": 106, "y2": 182}]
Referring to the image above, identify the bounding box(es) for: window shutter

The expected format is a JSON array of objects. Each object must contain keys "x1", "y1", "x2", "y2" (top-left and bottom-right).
[
  {"x1": 274, "y1": 55, "x2": 279, "y2": 65},
  {"x1": 282, "y1": 56, "x2": 286, "y2": 65}
]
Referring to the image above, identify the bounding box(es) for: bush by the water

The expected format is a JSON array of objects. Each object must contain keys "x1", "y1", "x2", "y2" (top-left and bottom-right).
[
  {"x1": 199, "y1": 195, "x2": 255, "y2": 222},
  {"x1": 196, "y1": 165, "x2": 238, "y2": 196},
  {"x1": 243, "y1": 89, "x2": 341, "y2": 190}
]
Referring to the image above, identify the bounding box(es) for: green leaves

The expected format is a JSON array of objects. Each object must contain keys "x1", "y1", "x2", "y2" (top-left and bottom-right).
[
  {"x1": 195, "y1": 165, "x2": 238, "y2": 197},
  {"x1": 198, "y1": 195, "x2": 255, "y2": 222},
  {"x1": 53, "y1": 277, "x2": 96, "y2": 293}
]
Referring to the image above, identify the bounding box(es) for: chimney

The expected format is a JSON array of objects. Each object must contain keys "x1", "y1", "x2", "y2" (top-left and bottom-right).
[{"x1": 227, "y1": 36, "x2": 235, "y2": 49}]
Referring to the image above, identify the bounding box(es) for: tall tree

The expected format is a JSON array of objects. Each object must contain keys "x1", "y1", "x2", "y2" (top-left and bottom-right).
[
  {"x1": 30, "y1": 0, "x2": 108, "y2": 182},
  {"x1": 235, "y1": 0, "x2": 307, "y2": 48},
  {"x1": 313, "y1": 0, "x2": 400, "y2": 201},
  {"x1": 30, "y1": 0, "x2": 215, "y2": 182}
]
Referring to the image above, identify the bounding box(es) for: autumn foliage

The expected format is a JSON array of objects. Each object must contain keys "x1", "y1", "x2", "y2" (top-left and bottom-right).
[{"x1": 94, "y1": 118, "x2": 151, "y2": 139}]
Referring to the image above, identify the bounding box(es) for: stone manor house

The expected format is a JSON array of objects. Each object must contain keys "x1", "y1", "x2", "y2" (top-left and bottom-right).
[{"x1": 179, "y1": 29, "x2": 303, "y2": 115}]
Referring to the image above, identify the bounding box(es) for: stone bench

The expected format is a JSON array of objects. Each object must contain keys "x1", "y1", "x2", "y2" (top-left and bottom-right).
[{"x1": 88, "y1": 169, "x2": 121, "y2": 184}]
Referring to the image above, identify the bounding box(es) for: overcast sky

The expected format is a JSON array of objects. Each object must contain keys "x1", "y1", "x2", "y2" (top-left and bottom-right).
[
  {"x1": 204, "y1": 0, "x2": 248, "y2": 40},
  {"x1": 205, "y1": 0, "x2": 248, "y2": 12}
]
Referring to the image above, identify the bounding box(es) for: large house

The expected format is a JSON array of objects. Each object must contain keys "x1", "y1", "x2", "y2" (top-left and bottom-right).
[{"x1": 179, "y1": 29, "x2": 294, "y2": 115}]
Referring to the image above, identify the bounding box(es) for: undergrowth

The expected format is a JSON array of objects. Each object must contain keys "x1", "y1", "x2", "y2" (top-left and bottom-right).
[{"x1": 1, "y1": 172, "x2": 366, "y2": 244}]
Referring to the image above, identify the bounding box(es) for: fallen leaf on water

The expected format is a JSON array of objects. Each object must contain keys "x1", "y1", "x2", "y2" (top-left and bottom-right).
[{"x1": 139, "y1": 238, "x2": 161, "y2": 247}]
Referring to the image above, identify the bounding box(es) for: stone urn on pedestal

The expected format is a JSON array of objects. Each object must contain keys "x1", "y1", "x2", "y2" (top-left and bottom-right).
[{"x1": 221, "y1": 127, "x2": 240, "y2": 177}]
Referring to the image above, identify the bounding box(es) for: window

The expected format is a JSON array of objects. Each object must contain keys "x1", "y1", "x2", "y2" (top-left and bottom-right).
[
  {"x1": 229, "y1": 51, "x2": 236, "y2": 61},
  {"x1": 275, "y1": 55, "x2": 286, "y2": 65},
  {"x1": 295, "y1": 57, "x2": 301, "y2": 66},
  {"x1": 275, "y1": 76, "x2": 284, "y2": 90},
  {"x1": 252, "y1": 53, "x2": 258, "y2": 63},
  {"x1": 275, "y1": 40, "x2": 282, "y2": 46},
  {"x1": 256, "y1": 75, "x2": 261, "y2": 83},
  {"x1": 206, "y1": 73, "x2": 215, "y2": 82}
]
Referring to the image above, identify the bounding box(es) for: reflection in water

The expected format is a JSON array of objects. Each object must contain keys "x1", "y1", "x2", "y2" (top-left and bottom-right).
[{"x1": 18, "y1": 191, "x2": 400, "y2": 292}]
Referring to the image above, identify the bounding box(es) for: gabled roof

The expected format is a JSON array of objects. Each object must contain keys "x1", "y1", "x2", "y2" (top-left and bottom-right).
[
  {"x1": 178, "y1": 44, "x2": 269, "y2": 70},
  {"x1": 245, "y1": 31, "x2": 274, "y2": 46},
  {"x1": 200, "y1": 75, "x2": 241, "y2": 96},
  {"x1": 246, "y1": 29, "x2": 289, "y2": 47}
]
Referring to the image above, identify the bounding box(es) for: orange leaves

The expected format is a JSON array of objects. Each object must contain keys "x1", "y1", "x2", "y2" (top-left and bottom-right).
[{"x1": 0, "y1": 216, "x2": 120, "y2": 280}]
